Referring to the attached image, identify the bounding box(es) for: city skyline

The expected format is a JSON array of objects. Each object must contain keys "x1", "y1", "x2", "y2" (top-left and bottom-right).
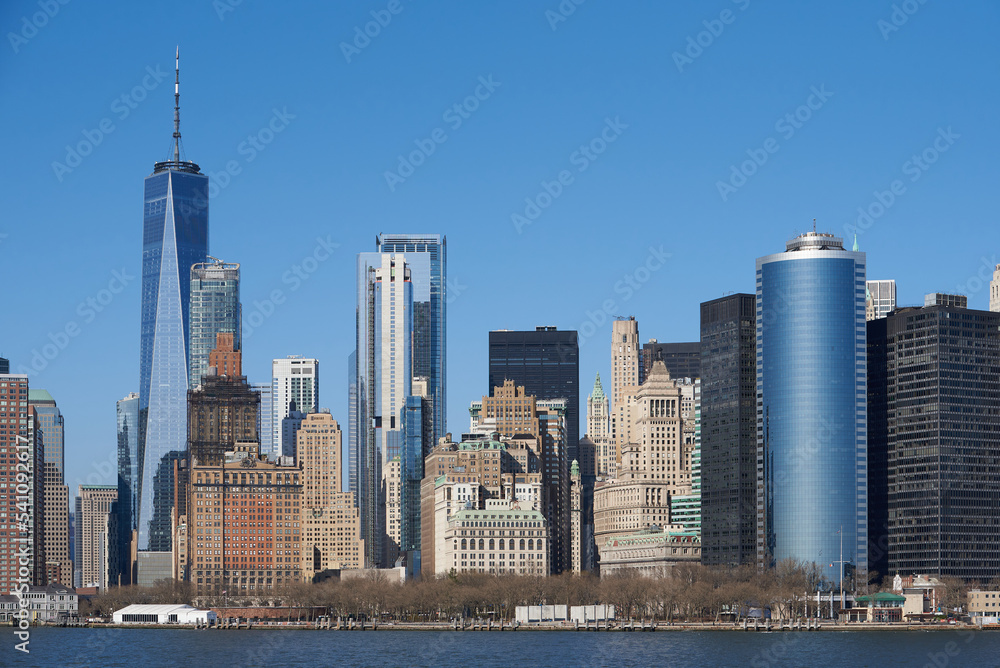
[{"x1": 2, "y1": 0, "x2": 999, "y2": 513}]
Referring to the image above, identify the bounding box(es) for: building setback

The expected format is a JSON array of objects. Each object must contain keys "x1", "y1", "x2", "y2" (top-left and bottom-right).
[
  {"x1": 868, "y1": 304, "x2": 1000, "y2": 580},
  {"x1": 699, "y1": 293, "x2": 757, "y2": 566}
]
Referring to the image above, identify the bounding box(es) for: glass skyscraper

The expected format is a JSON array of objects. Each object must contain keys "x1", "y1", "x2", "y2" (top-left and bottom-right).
[
  {"x1": 116, "y1": 392, "x2": 140, "y2": 584},
  {"x1": 137, "y1": 52, "x2": 209, "y2": 555},
  {"x1": 188, "y1": 260, "x2": 240, "y2": 389},
  {"x1": 756, "y1": 231, "x2": 867, "y2": 585}
]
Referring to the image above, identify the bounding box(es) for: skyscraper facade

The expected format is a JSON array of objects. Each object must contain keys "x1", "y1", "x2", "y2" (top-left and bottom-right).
[
  {"x1": 188, "y1": 259, "x2": 240, "y2": 389},
  {"x1": 868, "y1": 303, "x2": 1000, "y2": 580},
  {"x1": 610, "y1": 318, "x2": 640, "y2": 461},
  {"x1": 865, "y1": 279, "x2": 896, "y2": 321},
  {"x1": 76, "y1": 485, "x2": 118, "y2": 589},
  {"x1": 271, "y1": 356, "x2": 319, "y2": 454},
  {"x1": 252, "y1": 383, "x2": 274, "y2": 458},
  {"x1": 756, "y1": 231, "x2": 867, "y2": 584},
  {"x1": 488, "y1": 327, "x2": 579, "y2": 464},
  {"x1": 375, "y1": 234, "x2": 447, "y2": 443},
  {"x1": 353, "y1": 252, "x2": 413, "y2": 567},
  {"x1": 137, "y1": 50, "x2": 209, "y2": 558},
  {"x1": 29, "y1": 390, "x2": 72, "y2": 585},
  {"x1": 641, "y1": 340, "x2": 701, "y2": 383},
  {"x1": 699, "y1": 293, "x2": 757, "y2": 566},
  {"x1": 116, "y1": 392, "x2": 140, "y2": 585},
  {"x1": 991, "y1": 264, "x2": 1000, "y2": 312}
]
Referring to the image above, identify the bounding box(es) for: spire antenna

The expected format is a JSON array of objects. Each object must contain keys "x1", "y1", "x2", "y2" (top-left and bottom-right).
[
  {"x1": 173, "y1": 46, "x2": 181, "y2": 162},
  {"x1": 813, "y1": 218, "x2": 817, "y2": 233}
]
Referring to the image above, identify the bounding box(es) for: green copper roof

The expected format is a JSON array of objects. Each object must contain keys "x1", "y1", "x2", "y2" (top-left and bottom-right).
[
  {"x1": 571, "y1": 459, "x2": 580, "y2": 476},
  {"x1": 591, "y1": 373, "x2": 605, "y2": 400},
  {"x1": 27, "y1": 389, "x2": 55, "y2": 403},
  {"x1": 852, "y1": 232, "x2": 860, "y2": 252},
  {"x1": 856, "y1": 592, "x2": 905, "y2": 603}
]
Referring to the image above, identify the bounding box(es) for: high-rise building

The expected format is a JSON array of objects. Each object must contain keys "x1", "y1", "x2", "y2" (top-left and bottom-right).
[
  {"x1": 991, "y1": 264, "x2": 1000, "y2": 312},
  {"x1": 610, "y1": 318, "x2": 640, "y2": 463},
  {"x1": 868, "y1": 303, "x2": 1000, "y2": 580},
  {"x1": 587, "y1": 373, "x2": 614, "y2": 478},
  {"x1": 353, "y1": 252, "x2": 413, "y2": 567},
  {"x1": 865, "y1": 280, "x2": 896, "y2": 320},
  {"x1": 185, "y1": 442, "x2": 302, "y2": 593},
  {"x1": 297, "y1": 411, "x2": 363, "y2": 579},
  {"x1": 1, "y1": 372, "x2": 46, "y2": 591},
  {"x1": 187, "y1": 334, "x2": 258, "y2": 467},
  {"x1": 756, "y1": 231, "x2": 867, "y2": 584},
  {"x1": 399, "y1": 382, "x2": 431, "y2": 560},
  {"x1": 376, "y1": 235, "x2": 447, "y2": 441},
  {"x1": 641, "y1": 340, "x2": 701, "y2": 383},
  {"x1": 188, "y1": 259, "x2": 240, "y2": 389},
  {"x1": 252, "y1": 383, "x2": 273, "y2": 458},
  {"x1": 0, "y1": 357, "x2": 8, "y2": 374},
  {"x1": 271, "y1": 356, "x2": 319, "y2": 454},
  {"x1": 29, "y1": 390, "x2": 72, "y2": 585},
  {"x1": 76, "y1": 486, "x2": 118, "y2": 589},
  {"x1": 488, "y1": 327, "x2": 579, "y2": 464},
  {"x1": 116, "y1": 392, "x2": 140, "y2": 585},
  {"x1": 699, "y1": 293, "x2": 757, "y2": 566},
  {"x1": 137, "y1": 50, "x2": 209, "y2": 563}
]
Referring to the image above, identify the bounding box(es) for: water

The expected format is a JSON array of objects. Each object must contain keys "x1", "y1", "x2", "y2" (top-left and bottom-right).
[{"x1": 1, "y1": 627, "x2": 995, "y2": 667}]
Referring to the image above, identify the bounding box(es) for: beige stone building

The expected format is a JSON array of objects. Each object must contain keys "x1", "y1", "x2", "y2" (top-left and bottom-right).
[
  {"x1": 610, "y1": 318, "x2": 641, "y2": 469},
  {"x1": 598, "y1": 527, "x2": 701, "y2": 577},
  {"x1": 992, "y1": 264, "x2": 1000, "y2": 312},
  {"x1": 76, "y1": 485, "x2": 117, "y2": 588},
  {"x1": 441, "y1": 499, "x2": 549, "y2": 576},
  {"x1": 297, "y1": 412, "x2": 363, "y2": 578}
]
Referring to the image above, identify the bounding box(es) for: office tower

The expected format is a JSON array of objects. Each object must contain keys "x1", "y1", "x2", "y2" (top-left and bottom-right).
[
  {"x1": 280, "y1": 405, "x2": 307, "y2": 459},
  {"x1": 399, "y1": 379, "x2": 431, "y2": 561},
  {"x1": 610, "y1": 318, "x2": 640, "y2": 459},
  {"x1": 351, "y1": 252, "x2": 414, "y2": 567},
  {"x1": 137, "y1": 50, "x2": 209, "y2": 565},
  {"x1": 593, "y1": 360, "x2": 700, "y2": 572},
  {"x1": 671, "y1": 378, "x2": 701, "y2": 534},
  {"x1": 756, "y1": 231, "x2": 867, "y2": 584},
  {"x1": 0, "y1": 357, "x2": 8, "y2": 373},
  {"x1": 298, "y1": 411, "x2": 363, "y2": 579},
  {"x1": 992, "y1": 264, "x2": 1000, "y2": 312},
  {"x1": 185, "y1": 442, "x2": 302, "y2": 593},
  {"x1": 699, "y1": 293, "x2": 757, "y2": 566},
  {"x1": 375, "y1": 234, "x2": 447, "y2": 444},
  {"x1": 76, "y1": 485, "x2": 118, "y2": 589},
  {"x1": 868, "y1": 302, "x2": 1000, "y2": 580},
  {"x1": 271, "y1": 357, "x2": 319, "y2": 454},
  {"x1": 187, "y1": 334, "x2": 258, "y2": 467},
  {"x1": 865, "y1": 280, "x2": 896, "y2": 321},
  {"x1": 1, "y1": 373, "x2": 46, "y2": 590},
  {"x1": 188, "y1": 259, "x2": 240, "y2": 389},
  {"x1": 116, "y1": 392, "x2": 140, "y2": 585},
  {"x1": 347, "y1": 351, "x2": 358, "y2": 497},
  {"x1": 587, "y1": 373, "x2": 615, "y2": 477},
  {"x1": 252, "y1": 383, "x2": 273, "y2": 458},
  {"x1": 641, "y1": 340, "x2": 701, "y2": 383},
  {"x1": 924, "y1": 292, "x2": 967, "y2": 308},
  {"x1": 488, "y1": 327, "x2": 579, "y2": 464},
  {"x1": 29, "y1": 390, "x2": 72, "y2": 585}
]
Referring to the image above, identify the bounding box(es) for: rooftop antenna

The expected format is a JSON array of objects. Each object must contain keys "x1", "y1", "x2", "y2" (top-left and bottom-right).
[
  {"x1": 173, "y1": 46, "x2": 181, "y2": 162},
  {"x1": 813, "y1": 218, "x2": 817, "y2": 233}
]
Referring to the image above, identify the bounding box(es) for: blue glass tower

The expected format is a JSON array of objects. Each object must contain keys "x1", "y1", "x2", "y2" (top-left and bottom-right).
[
  {"x1": 137, "y1": 49, "x2": 209, "y2": 556},
  {"x1": 117, "y1": 392, "x2": 140, "y2": 584},
  {"x1": 756, "y1": 231, "x2": 866, "y2": 585},
  {"x1": 188, "y1": 260, "x2": 240, "y2": 389}
]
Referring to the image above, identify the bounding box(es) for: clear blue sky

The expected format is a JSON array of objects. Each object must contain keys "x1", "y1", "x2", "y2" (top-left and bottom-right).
[{"x1": 1, "y1": 0, "x2": 997, "y2": 495}]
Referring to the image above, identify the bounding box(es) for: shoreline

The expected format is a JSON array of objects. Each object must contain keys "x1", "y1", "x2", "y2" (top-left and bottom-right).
[{"x1": 24, "y1": 621, "x2": 987, "y2": 633}]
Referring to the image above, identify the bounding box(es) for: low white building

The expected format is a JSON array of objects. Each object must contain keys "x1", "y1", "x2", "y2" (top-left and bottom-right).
[
  {"x1": 113, "y1": 604, "x2": 217, "y2": 625},
  {"x1": 22, "y1": 583, "x2": 78, "y2": 622}
]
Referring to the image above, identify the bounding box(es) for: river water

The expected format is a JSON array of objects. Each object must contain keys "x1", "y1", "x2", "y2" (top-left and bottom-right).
[{"x1": 2, "y1": 626, "x2": 992, "y2": 667}]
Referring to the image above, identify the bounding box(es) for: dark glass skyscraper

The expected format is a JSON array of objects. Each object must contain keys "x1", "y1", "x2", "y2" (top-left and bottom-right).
[
  {"x1": 641, "y1": 341, "x2": 701, "y2": 383},
  {"x1": 700, "y1": 294, "x2": 757, "y2": 566},
  {"x1": 137, "y1": 50, "x2": 209, "y2": 555},
  {"x1": 188, "y1": 260, "x2": 240, "y2": 389},
  {"x1": 116, "y1": 392, "x2": 140, "y2": 584},
  {"x1": 869, "y1": 304, "x2": 1000, "y2": 580},
  {"x1": 756, "y1": 232, "x2": 866, "y2": 585},
  {"x1": 488, "y1": 327, "x2": 579, "y2": 462}
]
